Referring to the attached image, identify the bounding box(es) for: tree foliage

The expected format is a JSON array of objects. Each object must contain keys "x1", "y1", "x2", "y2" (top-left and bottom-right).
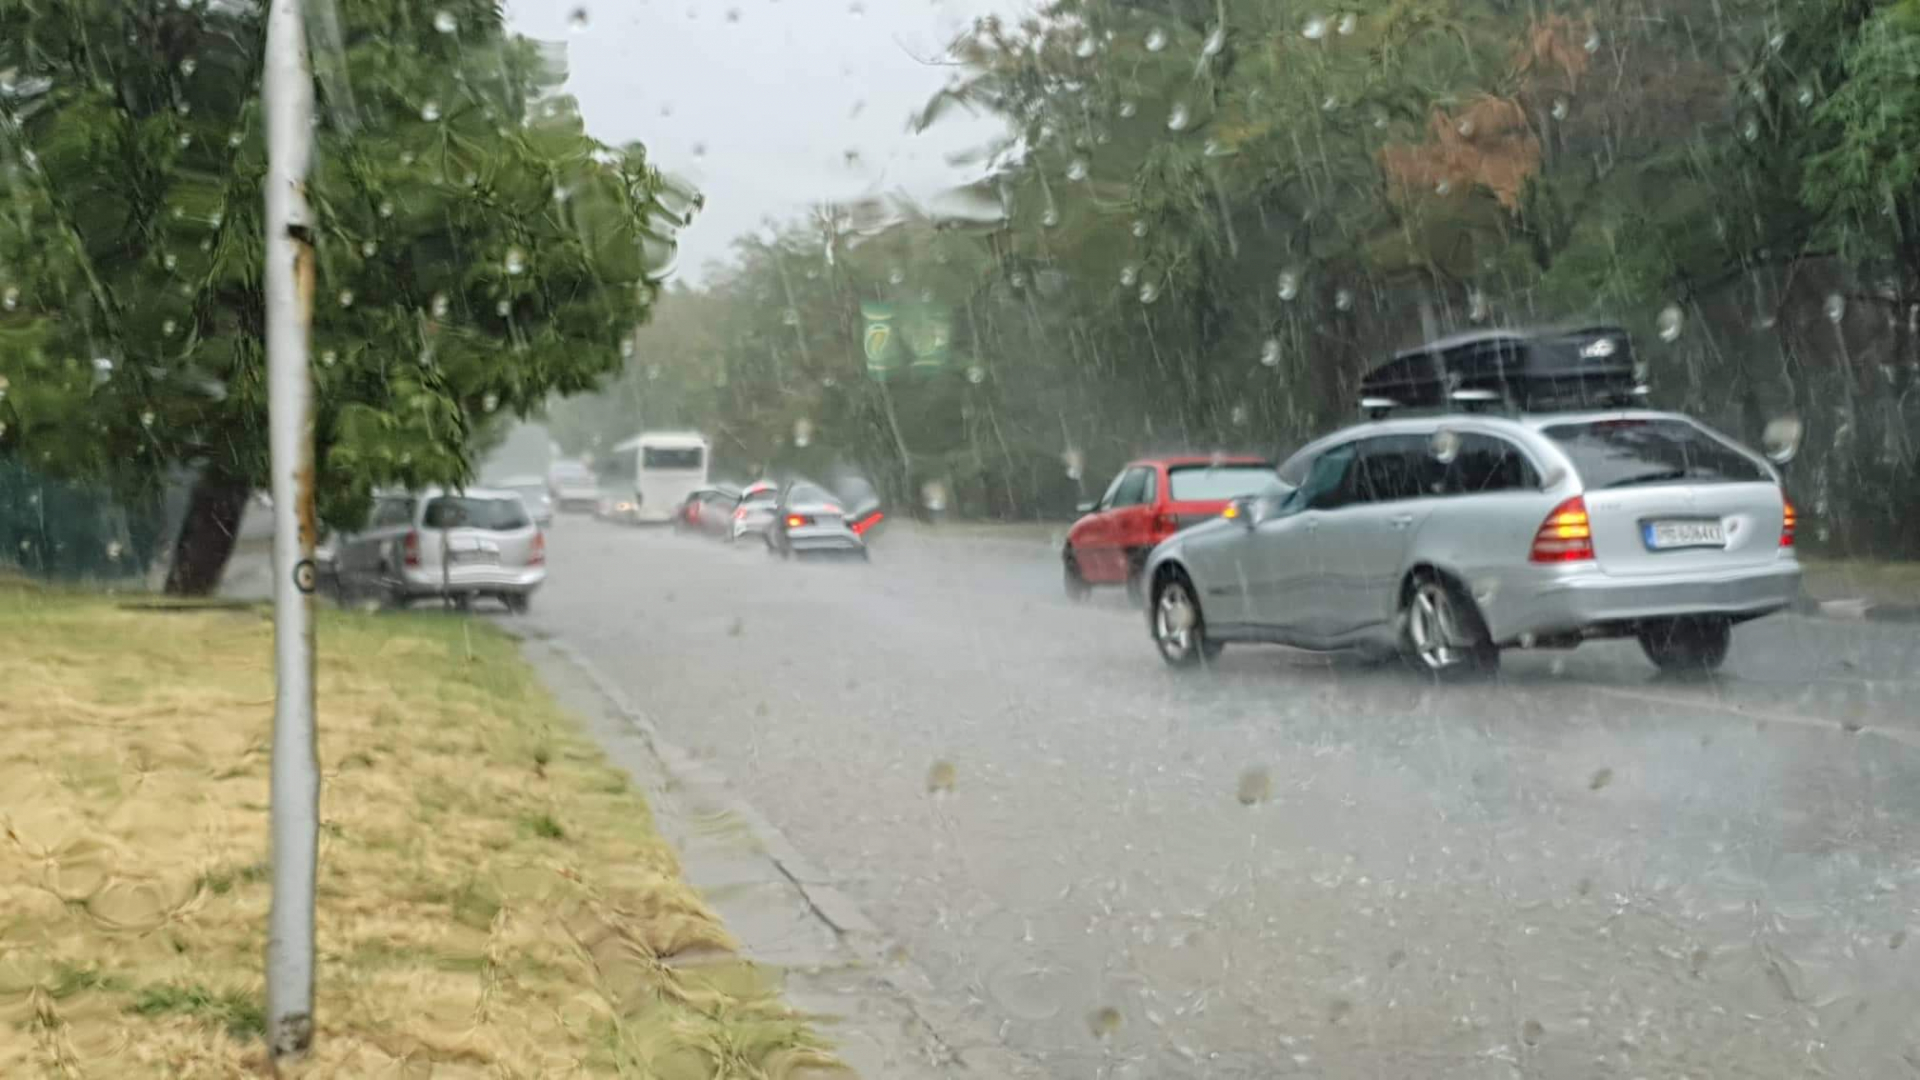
[{"x1": 0, "y1": 0, "x2": 690, "y2": 586}]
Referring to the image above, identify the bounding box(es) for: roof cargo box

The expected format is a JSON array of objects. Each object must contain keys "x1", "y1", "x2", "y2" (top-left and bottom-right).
[{"x1": 1360, "y1": 325, "x2": 1642, "y2": 413}]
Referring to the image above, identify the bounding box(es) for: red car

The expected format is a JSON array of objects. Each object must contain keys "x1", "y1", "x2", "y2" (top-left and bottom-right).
[{"x1": 1063, "y1": 455, "x2": 1279, "y2": 601}]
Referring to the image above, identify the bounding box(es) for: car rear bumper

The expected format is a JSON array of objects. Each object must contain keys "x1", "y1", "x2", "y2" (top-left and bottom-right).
[
  {"x1": 400, "y1": 566, "x2": 546, "y2": 597},
  {"x1": 1483, "y1": 559, "x2": 1801, "y2": 643},
  {"x1": 787, "y1": 530, "x2": 865, "y2": 554}
]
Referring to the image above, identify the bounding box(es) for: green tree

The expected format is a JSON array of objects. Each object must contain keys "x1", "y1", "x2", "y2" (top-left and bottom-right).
[{"x1": 0, "y1": 0, "x2": 687, "y2": 592}]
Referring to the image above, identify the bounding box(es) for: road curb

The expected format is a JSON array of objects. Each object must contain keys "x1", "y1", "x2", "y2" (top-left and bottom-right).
[
  {"x1": 513, "y1": 631, "x2": 1048, "y2": 1080},
  {"x1": 1796, "y1": 596, "x2": 1920, "y2": 623}
]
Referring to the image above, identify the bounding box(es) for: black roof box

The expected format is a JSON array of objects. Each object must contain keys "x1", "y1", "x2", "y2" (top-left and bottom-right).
[{"x1": 1359, "y1": 325, "x2": 1643, "y2": 413}]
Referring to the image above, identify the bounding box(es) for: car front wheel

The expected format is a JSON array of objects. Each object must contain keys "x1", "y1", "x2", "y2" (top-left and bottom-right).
[
  {"x1": 1152, "y1": 572, "x2": 1222, "y2": 669},
  {"x1": 1063, "y1": 552, "x2": 1091, "y2": 602},
  {"x1": 1402, "y1": 574, "x2": 1498, "y2": 679},
  {"x1": 1637, "y1": 616, "x2": 1730, "y2": 674}
]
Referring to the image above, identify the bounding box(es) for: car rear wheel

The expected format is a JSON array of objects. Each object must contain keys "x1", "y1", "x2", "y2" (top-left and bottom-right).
[
  {"x1": 503, "y1": 593, "x2": 531, "y2": 615},
  {"x1": 1402, "y1": 574, "x2": 1498, "y2": 679},
  {"x1": 1637, "y1": 616, "x2": 1730, "y2": 674},
  {"x1": 1063, "y1": 553, "x2": 1091, "y2": 602},
  {"x1": 1152, "y1": 572, "x2": 1223, "y2": 669}
]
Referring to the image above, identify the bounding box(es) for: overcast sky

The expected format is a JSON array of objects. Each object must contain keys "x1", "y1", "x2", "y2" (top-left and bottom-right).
[{"x1": 506, "y1": 0, "x2": 1025, "y2": 283}]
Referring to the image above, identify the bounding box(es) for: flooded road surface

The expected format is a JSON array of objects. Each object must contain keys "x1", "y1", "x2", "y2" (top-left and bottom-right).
[{"x1": 526, "y1": 519, "x2": 1920, "y2": 1078}]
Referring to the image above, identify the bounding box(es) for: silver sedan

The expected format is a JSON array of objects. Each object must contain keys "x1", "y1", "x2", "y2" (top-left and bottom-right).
[{"x1": 1144, "y1": 410, "x2": 1801, "y2": 677}]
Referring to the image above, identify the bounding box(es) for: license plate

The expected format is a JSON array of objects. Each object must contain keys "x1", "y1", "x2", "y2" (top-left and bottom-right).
[
  {"x1": 451, "y1": 550, "x2": 497, "y2": 565},
  {"x1": 1643, "y1": 519, "x2": 1725, "y2": 550}
]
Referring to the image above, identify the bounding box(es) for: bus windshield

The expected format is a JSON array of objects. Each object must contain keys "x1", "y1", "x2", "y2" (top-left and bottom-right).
[{"x1": 642, "y1": 446, "x2": 704, "y2": 470}]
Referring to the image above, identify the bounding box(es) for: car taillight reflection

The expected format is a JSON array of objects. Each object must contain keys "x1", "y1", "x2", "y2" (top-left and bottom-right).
[
  {"x1": 785, "y1": 514, "x2": 810, "y2": 529},
  {"x1": 1781, "y1": 495, "x2": 1797, "y2": 548},
  {"x1": 850, "y1": 510, "x2": 884, "y2": 536},
  {"x1": 1529, "y1": 496, "x2": 1593, "y2": 562},
  {"x1": 530, "y1": 530, "x2": 546, "y2": 566}
]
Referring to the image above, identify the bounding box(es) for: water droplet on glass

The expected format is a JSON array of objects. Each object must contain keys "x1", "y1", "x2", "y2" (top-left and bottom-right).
[
  {"x1": 482, "y1": 392, "x2": 499, "y2": 413},
  {"x1": 1201, "y1": 23, "x2": 1226, "y2": 57},
  {"x1": 357, "y1": 239, "x2": 377, "y2": 257},
  {"x1": 433, "y1": 9, "x2": 457, "y2": 33},
  {"x1": 1584, "y1": 30, "x2": 1600, "y2": 53},
  {"x1": 1277, "y1": 269, "x2": 1300, "y2": 301},
  {"x1": 1167, "y1": 102, "x2": 1190, "y2": 131},
  {"x1": 1657, "y1": 304, "x2": 1684, "y2": 342},
  {"x1": 1468, "y1": 291, "x2": 1490, "y2": 322},
  {"x1": 1761, "y1": 417, "x2": 1804, "y2": 464},
  {"x1": 1009, "y1": 271, "x2": 1027, "y2": 289},
  {"x1": 1145, "y1": 27, "x2": 1167, "y2": 52},
  {"x1": 495, "y1": 299, "x2": 511, "y2": 317},
  {"x1": 421, "y1": 100, "x2": 441, "y2": 122},
  {"x1": 1768, "y1": 30, "x2": 1787, "y2": 50},
  {"x1": 337, "y1": 289, "x2": 354, "y2": 308},
  {"x1": 888, "y1": 267, "x2": 906, "y2": 286},
  {"x1": 966, "y1": 365, "x2": 986, "y2": 385},
  {"x1": 1457, "y1": 117, "x2": 1475, "y2": 137},
  {"x1": 1338, "y1": 12, "x2": 1357, "y2": 35},
  {"x1": 1088, "y1": 1006, "x2": 1123, "y2": 1038},
  {"x1": 782, "y1": 307, "x2": 801, "y2": 326},
  {"x1": 430, "y1": 292, "x2": 450, "y2": 318},
  {"x1": 1825, "y1": 293, "x2": 1846, "y2": 323},
  {"x1": 1796, "y1": 84, "x2": 1815, "y2": 108},
  {"x1": 1041, "y1": 208, "x2": 1060, "y2": 228},
  {"x1": 1132, "y1": 220, "x2": 1148, "y2": 238},
  {"x1": 92, "y1": 356, "x2": 115, "y2": 378},
  {"x1": 176, "y1": 133, "x2": 191, "y2": 148},
  {"x1": 1322, "y1": 95, "x2": 1339, "y2": 112},
  {"x1": 1303, "y1": 15, "x2": 1328, "y2": 40},
  {"x1": 1335, "y1": 288, "x2": 1354, "y2": 311},
  {"x1": 1066, "y1": 158, "x2": 1088, "y2": 181},
  {"x1": 1551, "y1": 97, "x2": 1569, "y2": 120},
  {"x1": 378, "y1": 200, "x2": 394, "y2": 218},
  {"x1": 1741, "y1": 116, "x2": 1760, "y2": 142},
  {"x1": 1260, "y1": 339, "x2": 1281, "y2": 367},
  {"x1": 1139, "y1": 280, "x2": 1161, "y2": 305},
  {"x1": 179, "y1": 58, "x2": 198, "y2": 76},
  {"x1": 1, "y1": 287, "x2": 16, "y2": 311},
  {"x1": 568, "y1": 6, "x2": 589, "y2": 31},
  {"x1": 1237, "y1": 767, "x2": 1272, "y2": 804},
  {"x1": 1075, "y1": 36, "x2": 1097, "y2": 58},
  {"x1": 161, "y1": 318, "x2": 177, "y2": 336},
  {"x1": 1119, "y1": 99, "x2": 1137, "y2": 118},
  {"x1": 140, "y1": 411, "x2": 155, "y2": 428},
  {"x1": 1203, "y1": 138, "x2": 1227, "y2": 157},
  {"x1": 1589, "y1": 767, "x2": 1614, "y2": 791},
  {"x1": 1430, "y1": 429, "x2": 1461, "y2": 464},
  {"x1": 1120, "y1": 264, "x2": 1138, "y2": 287},
  {"x1": 505, "y1": 248, "x2": 526, "y2": 275},
  {"x1": 926, "y1": 760, "x2": 956, "y2": 794},
  {"x1": 1434, "y1": 179, "x2": 1451, "y2": 195}
]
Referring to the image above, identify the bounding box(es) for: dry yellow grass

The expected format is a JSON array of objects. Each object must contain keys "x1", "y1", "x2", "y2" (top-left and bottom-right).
[{"x1": 0, "y1": 583, "x2": 840, "y2": 1078}]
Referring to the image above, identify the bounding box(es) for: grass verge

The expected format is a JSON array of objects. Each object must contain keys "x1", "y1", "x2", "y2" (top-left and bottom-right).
[
  {"x1": 1798, "y1": 556, "x2": 1920, "y2": 606},
  {"x1": 0, "y1": 581, "x2": 839, "y2": 1077}
]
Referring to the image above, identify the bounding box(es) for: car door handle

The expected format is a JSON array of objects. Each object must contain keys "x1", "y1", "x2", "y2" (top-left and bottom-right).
[{"x1": 1388, "y1": 514, "x2": 1414, "y2": 529}]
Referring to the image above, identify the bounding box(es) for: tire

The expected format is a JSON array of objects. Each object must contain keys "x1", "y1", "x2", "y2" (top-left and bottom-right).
[
  {"x1": 1637, "y1": 616, "x2": 1730, "y2": 674},
  {"x1": 504, "y1": 592, "x2": 531, "y2": 615},
  {"x1": 1063, "y1": 553, "x2": 1092, "y2": 602},
  {"x1": 1401, "y1": 572, "x2": 1499, "y2": 680},
  {"x1": 1151, "y1": 570, "x2": 1223, "y2": 669}
]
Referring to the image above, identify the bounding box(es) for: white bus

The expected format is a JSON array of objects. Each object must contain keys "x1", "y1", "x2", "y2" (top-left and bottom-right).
[{"x1": 623, "y1": 431, "x2": 710, "y2": 523}]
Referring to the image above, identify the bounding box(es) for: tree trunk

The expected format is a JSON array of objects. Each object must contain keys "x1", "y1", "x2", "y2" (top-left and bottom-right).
[{"x1": 163, "y1": 471, "x2": 250, "y2": 596}]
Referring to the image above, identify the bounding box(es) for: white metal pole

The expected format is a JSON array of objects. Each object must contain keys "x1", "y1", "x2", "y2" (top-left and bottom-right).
[{"x1": 263, "y1": 0, "x2": 320, "y2": 1060}]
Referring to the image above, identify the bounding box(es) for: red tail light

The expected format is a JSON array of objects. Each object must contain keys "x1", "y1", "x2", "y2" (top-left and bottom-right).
[
  {"x1": 733, "y1": 507, "x2": 747, "y2": 521},
  {"x1": 1154, "y1": 511, "x2": 1178, "y2": 535},
  {"x1": 1529, "y1": 496, "x2": 1593, "y2": 563},
  {"x1": 1780, "y1": 496, "x2": 1797, "y2": 548},
  {"x1": 403, "y1": 529, "x2": 421, "y2": 568},
  {"x1": 530, "y1": 530, "x2": 546, "y2": 566}
]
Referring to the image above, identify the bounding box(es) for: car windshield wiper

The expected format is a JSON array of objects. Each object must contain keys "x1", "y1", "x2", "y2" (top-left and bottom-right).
[{"x1": 1602, "y1": 468, "x2": 1691, "y2": 488}]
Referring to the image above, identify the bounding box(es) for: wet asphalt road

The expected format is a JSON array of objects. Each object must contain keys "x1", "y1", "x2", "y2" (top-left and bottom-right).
[{"x1": 525, "y1": 517, "x2": 1920, "y2": 1079}]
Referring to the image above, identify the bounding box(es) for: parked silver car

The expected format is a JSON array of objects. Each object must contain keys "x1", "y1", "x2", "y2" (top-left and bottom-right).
[
  {"x1": 323, "y1": 486, "x2": 546, "y2": 612},
  {"x1": 491, "y1": 475, "x2": 554, "y2": 525},
  {"x1": 1145, "y1": 410, "x2": 1801, "y2": 677}
]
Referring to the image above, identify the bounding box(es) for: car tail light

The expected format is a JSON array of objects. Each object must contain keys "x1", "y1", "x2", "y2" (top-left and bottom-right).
[
  {"x1": 734, "y1": 507, "x2": 747, "y2": 521},
  {"x1": 1154, "y1": 511, "x2": 1178, "y2": 535},
  {"x1": 850, "y1": 510, "x2": 884, "y2": 536},
  {"x1": 785, "y1": 514, "x2": 810, "y2": 528},
  {"x1": 1529, "y1": 496, "x2": 1593, "y2": 563},
  {"x1": 403, "y1": 529, "x2": 421, "y2": 568},
  {"x1": 530, "y1": 530, "x2": 546, "y2": 566},
  {"x1": 1780, "y1": 495, "x2": 1797, "y2": 548}
]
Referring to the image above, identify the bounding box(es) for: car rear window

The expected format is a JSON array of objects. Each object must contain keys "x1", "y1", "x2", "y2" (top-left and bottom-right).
[
  {"x1": 785, "y1": 483, "x2": 838, "y2": 506},
  {"x1": 1541, "y1": 418, "x2": 1769, "y2": 489},
  {"x1": 424, "y1": 497, "x2": 531, "y2": 530},
  {"x1": 1167, "y1": 464, "x2": 1277, "y2": 501},
  {"x1": 643, "y1": 447, "x2": 704, "y2": 470}
]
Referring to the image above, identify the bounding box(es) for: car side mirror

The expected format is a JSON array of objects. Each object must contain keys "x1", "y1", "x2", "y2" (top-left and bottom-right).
[
  {"x1": 1076, "y1": 501, "x2": 1097, "y2": 515},
  {"x1": 1223, "y1": 496, "x2": 1256, "y2": 527}
]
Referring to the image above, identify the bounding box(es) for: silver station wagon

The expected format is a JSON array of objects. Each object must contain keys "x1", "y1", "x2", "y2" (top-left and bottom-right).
[{"x1": 1144, "y1": 328, "x2": 1801, "y2": 677}]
